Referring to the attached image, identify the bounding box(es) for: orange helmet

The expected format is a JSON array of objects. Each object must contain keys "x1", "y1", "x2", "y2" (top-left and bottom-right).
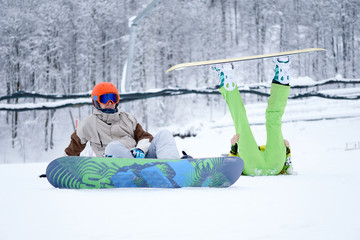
[{"x1": 91, "y1": 82, "x2": 120, "y2": 111}]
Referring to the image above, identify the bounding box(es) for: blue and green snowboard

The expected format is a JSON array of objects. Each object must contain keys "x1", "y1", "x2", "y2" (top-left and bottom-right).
[{"x1": 46, "y1": 156, "x2": 244, "y2": 189}]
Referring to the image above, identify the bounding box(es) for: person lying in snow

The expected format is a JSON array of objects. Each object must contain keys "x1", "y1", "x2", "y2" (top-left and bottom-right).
[
  {"x1": 212, "y1": 57, "x2": 295, "y2": 175},
  {"x1": 229, "y1": 134, "x2": 293, "y2": 175}
]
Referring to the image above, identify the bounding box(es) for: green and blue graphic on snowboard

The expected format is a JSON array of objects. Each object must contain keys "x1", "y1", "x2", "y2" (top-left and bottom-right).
[{"x1": 46, "y1": 156, "x2": 244, "y2": 189}]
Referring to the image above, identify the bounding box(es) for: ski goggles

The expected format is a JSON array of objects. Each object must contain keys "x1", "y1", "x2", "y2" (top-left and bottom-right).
[{"x1": 93, "y1": 93, "x2": 119, "y2": 105}]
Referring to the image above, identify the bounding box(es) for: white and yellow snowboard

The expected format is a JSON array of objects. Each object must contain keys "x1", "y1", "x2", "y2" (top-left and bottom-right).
[{"x1": 166, "y1": 48, "x2": 326, "y2": 73}]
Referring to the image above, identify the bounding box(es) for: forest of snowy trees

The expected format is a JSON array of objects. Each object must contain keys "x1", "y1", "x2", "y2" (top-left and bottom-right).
[{"x1": 0, "y1": 0, "x2": 359, "y2": 161}]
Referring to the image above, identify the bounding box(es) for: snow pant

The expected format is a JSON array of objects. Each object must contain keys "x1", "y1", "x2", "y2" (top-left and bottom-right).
[
  {"x1": 104, "y1": 129, "x2": 180, "y2": 159},
  {"x1": 220, "y1": 83, "x2": 290, "y2": 175}
]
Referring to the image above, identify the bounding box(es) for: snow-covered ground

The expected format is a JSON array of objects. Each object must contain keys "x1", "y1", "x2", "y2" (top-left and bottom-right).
[{"x1": 1, "y1": 97, "x2": 360, "y2": 240}]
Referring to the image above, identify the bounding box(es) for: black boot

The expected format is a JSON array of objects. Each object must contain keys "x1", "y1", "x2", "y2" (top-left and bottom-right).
[{"x1": 181, "y1": 151, "x2": 193, "y2": 159}]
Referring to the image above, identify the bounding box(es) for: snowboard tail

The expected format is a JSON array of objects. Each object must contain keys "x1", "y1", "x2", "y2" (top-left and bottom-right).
[
  {"x1": 46, "y1": 156, "x2": 244, "y2": 189},
  {"x1": 166, "y1": 48, "x2": 326, "y2": 73}
]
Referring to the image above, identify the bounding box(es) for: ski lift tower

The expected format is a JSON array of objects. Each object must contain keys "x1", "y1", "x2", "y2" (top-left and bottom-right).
[{"x1": 122, "y1": 0, "x2": 162, "y2": 112}]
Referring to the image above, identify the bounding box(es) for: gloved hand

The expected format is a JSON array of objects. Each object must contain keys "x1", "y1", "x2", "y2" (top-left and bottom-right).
[{"x1": 131, "y1": 148, "x2": 145, "y2": 158}]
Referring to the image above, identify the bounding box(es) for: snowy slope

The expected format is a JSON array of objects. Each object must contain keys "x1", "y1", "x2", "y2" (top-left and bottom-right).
[{"x1": 1, "y1": 98, "x2": 360, "y2": 240}]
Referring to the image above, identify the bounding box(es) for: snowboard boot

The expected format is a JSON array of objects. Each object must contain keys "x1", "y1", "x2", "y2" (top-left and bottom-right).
[
  {"x1": 181, "y1": 151, "x2": 193, "y2": 159},
  {"x1": 272, "y1": 56, "x2": 291, "y2": 86},
  {"x1": 211, "y1": 63, "x2": 236, "y2": 91}
]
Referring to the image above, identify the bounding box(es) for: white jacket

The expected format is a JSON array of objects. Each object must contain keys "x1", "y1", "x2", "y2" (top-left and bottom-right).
[{"x1": 66, "y1": 109, "x2": 153, "y2": 157}]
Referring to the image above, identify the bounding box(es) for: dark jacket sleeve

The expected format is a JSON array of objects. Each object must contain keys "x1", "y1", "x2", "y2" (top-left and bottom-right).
[
  {"x1": 65, "y1": 131, "x2": 87, "y2": 156},
  {"x1": 133, "y1": 123, "x2": 153, "y2": 143}
]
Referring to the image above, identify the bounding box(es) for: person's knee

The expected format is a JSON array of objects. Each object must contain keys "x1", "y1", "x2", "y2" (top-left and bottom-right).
[
  {"x1": 156, "y1": 129, "x2": 173, "y2": 138},
  {"x1": 104, "y1": 141, "x2": 128, "y2": 157},
  {"x1": 106, "y1": 141, "x2": 124, "y2": 150}
]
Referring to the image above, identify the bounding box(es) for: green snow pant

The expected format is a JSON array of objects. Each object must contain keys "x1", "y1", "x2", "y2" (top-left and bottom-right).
[{"x1": 220, "y1": 83, "x2": 290, "y2": 175}]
